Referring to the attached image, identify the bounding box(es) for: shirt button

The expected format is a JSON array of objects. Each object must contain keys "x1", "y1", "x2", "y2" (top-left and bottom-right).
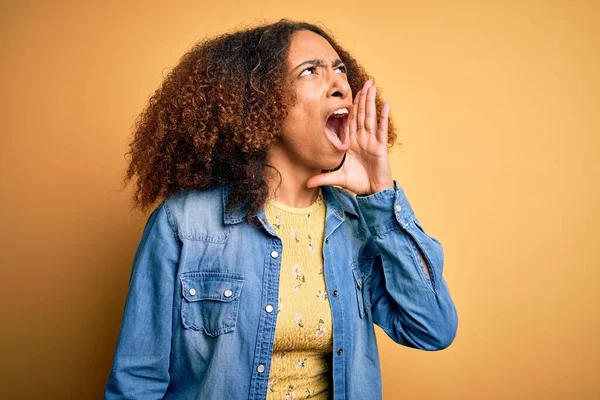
[
  {"x1": 224, "y1": 289, "x2": 233, "y2": 298},
  {"x1": 333, "y1": 290, "x2": 339, "y2": 297},
  {"x1": 189, "y1": 288, "x2": 196, "y2": 296},
  {"x1": 395, "y1": 204, "x2": 402, "y2": 212},
  {"x1": 337, "y1": 348, "x2": 343, "y2": 355},
  {"x1": 270, "y1": 250, "x2": 279, "y2": 259},
  {"x1": 257, "y1": 364, "x2": 265, "y2": 373},
  {"x1": 325, "y1": 238, "x2": 329, "y2": 244},
  {"x1": 265, "y1": 304, "x2": 274, "y2": 313}
]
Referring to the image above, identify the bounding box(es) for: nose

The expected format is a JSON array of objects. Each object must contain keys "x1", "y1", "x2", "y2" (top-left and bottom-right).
[{"x1": 326, "y1": 72, "x2": 351, "y2": 99}]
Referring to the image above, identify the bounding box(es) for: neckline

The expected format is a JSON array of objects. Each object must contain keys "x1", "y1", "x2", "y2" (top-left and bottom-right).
[{"x1": 267, "y1": 189, "x2": 323, "y2": 214}]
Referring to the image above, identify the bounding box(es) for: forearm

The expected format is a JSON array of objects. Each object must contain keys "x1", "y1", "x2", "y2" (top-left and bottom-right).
[{"x1": 356, "y1": 181, "x2": 458, "y2": 350}]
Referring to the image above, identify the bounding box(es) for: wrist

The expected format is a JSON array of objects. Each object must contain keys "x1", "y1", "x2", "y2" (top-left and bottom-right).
[{"x1": 369, "y1": 180, "x2": 394, "y2": 194}]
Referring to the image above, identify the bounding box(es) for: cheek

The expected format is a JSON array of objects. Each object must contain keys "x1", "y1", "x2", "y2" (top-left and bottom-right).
[
  {"x1": 300, "y1": 100, "x2": 322, "y2": 124},
  {"x1": 286, "y1": 105, "x2": 317, "y2": 127}
]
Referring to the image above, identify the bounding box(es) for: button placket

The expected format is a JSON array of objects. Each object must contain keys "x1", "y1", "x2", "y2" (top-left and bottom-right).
[{"x1": 247, "y1": 239, "x2": 281, "y2": 397}]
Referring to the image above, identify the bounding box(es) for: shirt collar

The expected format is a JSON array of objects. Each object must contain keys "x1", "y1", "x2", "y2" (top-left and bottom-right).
[{"x1": 222, "y1": 184, "x2": 359, "y2": 225}]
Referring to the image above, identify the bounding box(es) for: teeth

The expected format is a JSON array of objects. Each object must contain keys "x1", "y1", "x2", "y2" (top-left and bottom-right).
[{"x1": 333, "y1": 108, "x2": 349, "y2": 115}]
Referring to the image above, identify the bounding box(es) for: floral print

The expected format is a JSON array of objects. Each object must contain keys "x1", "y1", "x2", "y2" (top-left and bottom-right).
[
  {"x1": 264, "y1": 189, "x2": 332, "y2": 399},
  {"x1": 315, "y1": 319, "x2": 326, "y2": 339},
  {"x1": 285, "y1": 385, "x2": 297, "y2": 400},
  {"x1": 291, "y1": 228, "x2": 300, "y2": 243},
  {"x1": 316, "y1": 290, "x2": 328, "y2": 301},
  {"x1": 291, "y1": 263, "x2": 306, "y2": 292},
  {"x1": 308, "y1": 235, "x2": 316, "y2": 254},
  {"x1": 291, "y1": 263, "x2": 305, "y2": 279},
  {"x1": 294, "y1": 312, "x2": 304, "y2": 328}
]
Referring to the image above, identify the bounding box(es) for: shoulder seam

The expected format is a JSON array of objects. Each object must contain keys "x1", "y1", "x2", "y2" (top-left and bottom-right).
[{"x1": 161, "y1": 198, "x2": 180, "y2": 239}]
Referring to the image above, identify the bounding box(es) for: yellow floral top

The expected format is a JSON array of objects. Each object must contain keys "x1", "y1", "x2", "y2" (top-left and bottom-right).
[{"x1": 264, "y1": 189, "x2": 333, "y2": 400}]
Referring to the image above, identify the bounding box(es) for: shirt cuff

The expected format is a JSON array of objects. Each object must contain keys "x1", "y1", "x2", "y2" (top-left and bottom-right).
[{"x1": 355, "y1": 180, "x2": 416, "y2": 236}]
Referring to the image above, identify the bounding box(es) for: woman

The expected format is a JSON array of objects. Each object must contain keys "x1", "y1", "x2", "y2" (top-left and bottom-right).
[{"x1": 105, "y1": 19, "x2": 458, "y2": 400}]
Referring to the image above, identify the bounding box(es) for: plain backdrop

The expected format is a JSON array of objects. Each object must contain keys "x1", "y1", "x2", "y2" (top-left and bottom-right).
[{"x1": 1, "y1": 1, "x2": 598, "y2": 398}]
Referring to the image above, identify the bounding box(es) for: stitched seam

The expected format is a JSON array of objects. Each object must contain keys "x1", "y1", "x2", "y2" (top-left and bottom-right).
[
  {"x1": 181, "y1": 296, "x2": 240, "y2": 336},
  {"x1": 178, "y1": 232, "x2": 230, "y2": 243},
  {"x1": 369, "y1": 220, "x2": 400, "y2": 237},
  {"x1": 351, "y1": 269, "x2": 365, "y2": 318},
  {"x1": 163, "y1": 200, "x2": 180, "y2": 241}
]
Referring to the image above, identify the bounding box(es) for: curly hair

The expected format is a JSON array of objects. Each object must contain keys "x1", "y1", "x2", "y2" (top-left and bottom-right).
[{"x1": 121, "y1": 18, "x2": 400, "y2": 220}]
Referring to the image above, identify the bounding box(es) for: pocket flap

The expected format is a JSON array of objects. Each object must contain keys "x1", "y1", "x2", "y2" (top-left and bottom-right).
[
  {"x1": 351, "y1": 268, "x2": 363, "y2": 289},
  {"x1": 181, "y1": 273, "x2": 244, "y2": 303},
  {"x1": 351, "y1": 258, "x2": 374, "y2": 282}
]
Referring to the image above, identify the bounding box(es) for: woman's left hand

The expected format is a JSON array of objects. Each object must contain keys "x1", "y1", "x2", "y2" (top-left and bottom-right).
[{"x1": 306, "y1": 79, "x2": 395, "y2": 196}]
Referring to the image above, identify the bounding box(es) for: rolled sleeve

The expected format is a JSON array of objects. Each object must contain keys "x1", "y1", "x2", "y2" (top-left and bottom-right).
[
  {"x1": 355, "y1": 180, "x2": 458, "y2": 350},
  {"x1": 356, "y1": 180, "x2": 416, "y2": 235}
]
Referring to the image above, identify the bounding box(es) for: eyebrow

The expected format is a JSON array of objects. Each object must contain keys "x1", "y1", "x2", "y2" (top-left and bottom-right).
[{"x1": 293, "y1": 58, "x2": 345, "y2": 72}]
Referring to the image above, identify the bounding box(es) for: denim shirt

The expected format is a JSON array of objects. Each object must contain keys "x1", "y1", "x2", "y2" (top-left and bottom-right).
[{"x1": 105, "y1": 181, "x2": 458, "y2": 399}]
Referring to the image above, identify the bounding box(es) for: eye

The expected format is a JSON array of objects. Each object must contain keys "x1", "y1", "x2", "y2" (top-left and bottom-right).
[
  {"x1": 300, "y1": 66, "x2": 317, "y2": 77},
  {"x1": 335, "y1": 65, "x2": 347, "y2": 74}
]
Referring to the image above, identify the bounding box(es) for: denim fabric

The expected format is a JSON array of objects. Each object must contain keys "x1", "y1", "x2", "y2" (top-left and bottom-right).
[{"x1": 105, "y1": 181, "x2": 458, "y2": 399}]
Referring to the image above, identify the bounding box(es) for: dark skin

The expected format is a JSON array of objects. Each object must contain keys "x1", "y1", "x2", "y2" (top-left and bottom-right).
[
  {"x1": 266, "y1": 30, "x2": 394, "y2": 205},
  {"x1": 265, "y1": 30, "x2": 431, "y2": 279}
]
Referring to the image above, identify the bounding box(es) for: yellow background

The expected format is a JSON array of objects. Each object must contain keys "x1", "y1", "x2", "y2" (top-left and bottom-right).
[{"x1": 1, "y1": 1, "x2": 598, "y2": 398}]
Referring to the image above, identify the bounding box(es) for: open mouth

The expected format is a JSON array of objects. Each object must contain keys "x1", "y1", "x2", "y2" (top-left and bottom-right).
[{"x1": 325, "y1": 108, "x2": 350, "y2": 152}]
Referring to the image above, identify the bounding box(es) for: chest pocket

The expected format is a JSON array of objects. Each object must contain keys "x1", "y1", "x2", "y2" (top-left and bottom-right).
[
  {"x1": 351, "y1": 258, "x2": 374, "y2": 319},
  {"x1": 180, "y1": 272, "x2": 244, "y2": 337}
]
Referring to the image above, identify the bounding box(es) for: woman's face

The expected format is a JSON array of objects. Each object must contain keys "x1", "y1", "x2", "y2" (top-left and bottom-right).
[{"x1": 273, "y1": 30, "x2": 354, "y2": 173}]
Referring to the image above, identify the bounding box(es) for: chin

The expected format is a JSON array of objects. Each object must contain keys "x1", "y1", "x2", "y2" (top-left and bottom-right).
[{"x1": 321, "y1": 153, "x2": 346, "y2": 173}]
